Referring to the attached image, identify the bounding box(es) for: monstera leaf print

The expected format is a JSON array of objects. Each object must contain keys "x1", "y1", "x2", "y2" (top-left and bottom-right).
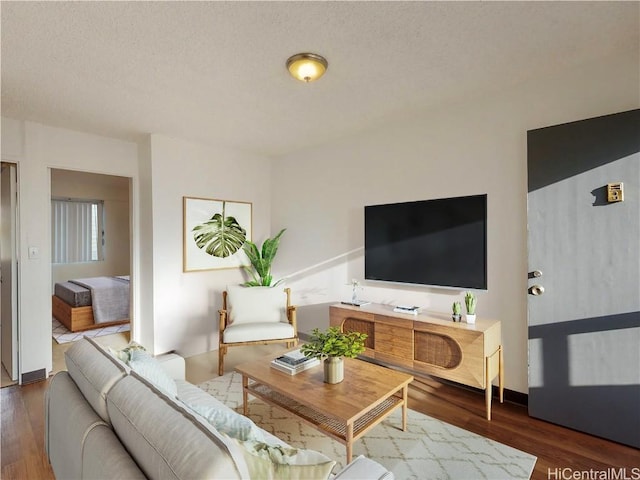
[{"x1": 192, "y1": 202, "x2": 247, "y2": 258}]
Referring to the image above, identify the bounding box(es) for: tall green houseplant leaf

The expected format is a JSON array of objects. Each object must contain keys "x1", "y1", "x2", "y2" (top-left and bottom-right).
[
  {"x1": 192, "y1": 201, "x2": 247, "y2": 258},
  {"x1": 243, "y1": 228, "x2": 286, "y2": 286}
]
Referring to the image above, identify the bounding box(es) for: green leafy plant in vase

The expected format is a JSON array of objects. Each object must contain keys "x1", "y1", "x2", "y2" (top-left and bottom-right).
[
  {"x1": 464, "y1": 292, "x2": 477, "y2": 324},
  {"x1": 300, "y1": 326, "x2": 367, "y2": 384},
  {"x1": 452, "y1": 301, "x2": 462, "y2": 322},
  {"x1": 242, "y1": 228, "x2": 286, "y2": 287}
]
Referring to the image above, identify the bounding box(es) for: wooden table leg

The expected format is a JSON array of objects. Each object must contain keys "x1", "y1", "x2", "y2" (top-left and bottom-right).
[
  {"x1": 346, "y1": 422, "x2": 353, "y2": 464},
  {"x1": 485, "y1": 356, "x2": 492, "y2": 421},
  {"x1": 402, "y1": 385, "x2": 408, "y2": 431},
  {"x1": 499, "y1": 346, "x2": 504, "y2": 403},
  {"x1": 242, "y1": 375, "x2": 248, "y2": 416}
]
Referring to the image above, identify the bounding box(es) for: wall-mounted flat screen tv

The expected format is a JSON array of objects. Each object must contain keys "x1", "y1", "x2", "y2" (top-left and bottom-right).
[{"x1": 364, "y1": 194, "x2": 487, "y2": 290}]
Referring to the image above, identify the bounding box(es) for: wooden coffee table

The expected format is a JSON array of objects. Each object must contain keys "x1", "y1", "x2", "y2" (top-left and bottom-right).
[{"x1": 235, "y1": 355, "x2": 414, "y2": 463}]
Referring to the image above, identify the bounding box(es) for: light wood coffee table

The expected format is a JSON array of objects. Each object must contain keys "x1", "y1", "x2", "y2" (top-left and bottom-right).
[{"x1": 235, "y1": 355, "x2": 414, "y2": 463}]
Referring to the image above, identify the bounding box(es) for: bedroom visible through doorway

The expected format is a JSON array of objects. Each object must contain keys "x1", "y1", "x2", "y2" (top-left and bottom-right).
[{"x1": 50, "y1": 169, "x2": 133, "y2": 361}]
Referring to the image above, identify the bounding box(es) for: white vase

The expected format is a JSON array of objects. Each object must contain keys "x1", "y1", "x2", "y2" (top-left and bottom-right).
[
  {"x1": 323, "y1": 357, "x2": 344, "y2": 384},
  {"x1": 465, "y1": 314, "x2": 476, "y2": 324}
]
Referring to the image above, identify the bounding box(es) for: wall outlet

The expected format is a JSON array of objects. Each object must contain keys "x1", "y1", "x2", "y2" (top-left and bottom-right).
[{"x1": 607, "y1": 182, "x2": 624, "y2": 203}]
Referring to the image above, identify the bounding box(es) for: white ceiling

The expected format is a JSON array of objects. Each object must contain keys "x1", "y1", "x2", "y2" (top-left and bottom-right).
[{"x1": 2, "y1": 1, "x2": 638, "y2": 157}]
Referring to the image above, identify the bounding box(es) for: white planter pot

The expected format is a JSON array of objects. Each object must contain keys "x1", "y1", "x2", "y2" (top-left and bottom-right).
[
  {"x1": 323, "y1": 357, "x2": 344, "y2": 384},
  {"x1": 465, "y1": 314, "x2": 476, "y2": 324}
]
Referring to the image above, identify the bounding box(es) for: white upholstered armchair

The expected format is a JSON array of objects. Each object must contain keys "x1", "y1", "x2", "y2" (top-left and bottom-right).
[{"x1": 218, "y1": 286, "x2": 298, "y2": 376}]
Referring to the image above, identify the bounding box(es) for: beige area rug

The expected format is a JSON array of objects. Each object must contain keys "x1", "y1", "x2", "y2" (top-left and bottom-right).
[
  {"x1": 52, "y1": 317, "x2": 130, "y2": 344},
  {"x1": 198, "y1": 372, "x2": 537, "y2": 480}
]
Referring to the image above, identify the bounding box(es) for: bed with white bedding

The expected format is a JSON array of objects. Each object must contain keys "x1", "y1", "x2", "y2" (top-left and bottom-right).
[{"x1": 52, "y1": 276, "x2": 130, "y2": 332}]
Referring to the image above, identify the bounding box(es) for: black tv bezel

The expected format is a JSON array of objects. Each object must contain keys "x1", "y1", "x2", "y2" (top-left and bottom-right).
[{"x1": 364, "y1": 194, "x2": 488, "y2": 291}]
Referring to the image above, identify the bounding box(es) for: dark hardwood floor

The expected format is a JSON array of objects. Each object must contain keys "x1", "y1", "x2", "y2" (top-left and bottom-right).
[
  {"x1": 1, "y1": 375, "x2": 638, "y2": 479},
  {"x1": 1, "y1": 380, "x2": 54, "y2": 479}
]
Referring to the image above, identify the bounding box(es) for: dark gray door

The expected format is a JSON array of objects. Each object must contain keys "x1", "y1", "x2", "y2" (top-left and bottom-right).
[{"x1": 527, "y1": 109, "x2": 640, "y2": 448}]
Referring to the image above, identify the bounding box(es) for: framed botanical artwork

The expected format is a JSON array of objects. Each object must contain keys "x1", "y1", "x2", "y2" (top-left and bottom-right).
[{"x1": 183, "y1": 196, "x2": 252, "y2": 272}]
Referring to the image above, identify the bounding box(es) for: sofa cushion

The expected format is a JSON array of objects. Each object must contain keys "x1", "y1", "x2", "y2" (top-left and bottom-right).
[
  {"x1": 64, "y1": 337, "x2": 129, "y2": 423},
  {"x1": 106, "y1": 373, "x2": 248, "y2": 479},
  {"x1": 223, "y1": 322, "x2": 295, "y2": 344},
  {"x1": 227, "y1": 286, "x2": 287, "y2": 325},
  {"x1": 81, "y1": 424, "x2": 147, "y2": 479}
]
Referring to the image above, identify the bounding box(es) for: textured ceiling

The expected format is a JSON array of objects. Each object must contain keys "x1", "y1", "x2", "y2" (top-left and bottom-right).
[{"x1": 1, "y1": 1, "x2": 638, "y2": 157}]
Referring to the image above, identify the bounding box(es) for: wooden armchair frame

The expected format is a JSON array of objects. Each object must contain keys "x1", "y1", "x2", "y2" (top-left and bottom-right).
[{"x1": 218, "y1": 287, "x2": 298, "y2": 376}]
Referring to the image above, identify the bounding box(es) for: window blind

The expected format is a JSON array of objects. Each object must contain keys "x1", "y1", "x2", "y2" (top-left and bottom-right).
[{"x1": 51, "y1": 198, "x2": 104, "y2": 264}]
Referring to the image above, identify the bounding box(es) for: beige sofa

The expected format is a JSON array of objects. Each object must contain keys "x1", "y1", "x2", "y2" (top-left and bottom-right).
[{"x1": 45, "y1": 337, "x2": 393, "y2": 479}]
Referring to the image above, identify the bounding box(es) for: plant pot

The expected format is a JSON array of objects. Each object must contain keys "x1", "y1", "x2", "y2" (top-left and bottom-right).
[
  {"x1": 452, "y1": 314, "x2": 461, "y2": 322},
  {"x1": 465, "y1": 314, "x2": 476, "y2": 324},
  {"x1": 323, "y1": 357, "x2": 344, "y2": 384}
]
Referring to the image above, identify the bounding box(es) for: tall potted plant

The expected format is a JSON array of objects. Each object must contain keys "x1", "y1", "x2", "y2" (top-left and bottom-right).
[
  {"x1": 300, "y1": 326, "x2": 367, "y2": 384},
  {"x1": 242, "y1": 229, "x2": 286, "y2": 287}
]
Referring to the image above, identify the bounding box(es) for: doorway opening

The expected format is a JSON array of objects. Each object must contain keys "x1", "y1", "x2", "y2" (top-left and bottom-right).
[{"x1": 50, "y1": 169, "x2": 133, "y2": 374}]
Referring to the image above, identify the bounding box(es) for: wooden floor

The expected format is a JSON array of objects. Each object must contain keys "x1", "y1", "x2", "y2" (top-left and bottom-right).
[{"x1": 2, "y1": 361, "x2": 638, "y2": 479}]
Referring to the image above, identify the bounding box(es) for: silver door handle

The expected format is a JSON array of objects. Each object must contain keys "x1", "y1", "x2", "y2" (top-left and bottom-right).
[{"x1": 528, "y1": 285, "x2": 545, "y2": 296}]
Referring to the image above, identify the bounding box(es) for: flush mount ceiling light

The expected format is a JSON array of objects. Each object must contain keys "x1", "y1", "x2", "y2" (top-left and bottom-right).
[{"x1": 286, "y1": 53, "x2": 328, "y2": 83}]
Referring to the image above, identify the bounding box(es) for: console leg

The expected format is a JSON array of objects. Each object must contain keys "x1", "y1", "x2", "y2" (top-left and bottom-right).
[
  {"x1": 485, "y1": 356, "x2": 492, "y2": 421},
  {"x1": 499, "y1": 346, "x2": 504, "y2": 403}
]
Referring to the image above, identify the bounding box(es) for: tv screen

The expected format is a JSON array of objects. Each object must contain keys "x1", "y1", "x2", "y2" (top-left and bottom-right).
[{"x1": 364, "y1": 194, "x2": 487, "y2": 290}]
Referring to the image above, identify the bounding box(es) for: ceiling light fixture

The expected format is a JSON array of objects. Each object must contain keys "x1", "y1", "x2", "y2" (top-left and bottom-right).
[{"x1": 286, "y1": 53, "x2": 328, "y2": 83}]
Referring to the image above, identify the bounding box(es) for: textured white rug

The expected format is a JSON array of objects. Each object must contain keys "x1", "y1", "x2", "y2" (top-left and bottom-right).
[
  {"x1": 52, "y1": 317, "x2": 130, "y2": 344},
  {"x1": 198, "y1": 372, "x2": 537, "y2": 480}
]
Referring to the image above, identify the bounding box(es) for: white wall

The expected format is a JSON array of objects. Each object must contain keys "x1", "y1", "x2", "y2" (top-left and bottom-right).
[
  {"x1": 51, "y1": 169, "x2": 130, "y2": 289},
  {"x1": 2, "y1": 46, "x2": 637, "y2": 390},
  {"x1": 0, "y1": 121, "x2": 271, "y2": 375},
  {"x1": 1, "y1": 119, "x2": 138, "y2": 377},
  {"x1": 271, "y1": 50, "x2": 640, "y2": 394},
  {"x1": 147, "y1": 134, "x2": 272, "y2": 357}
]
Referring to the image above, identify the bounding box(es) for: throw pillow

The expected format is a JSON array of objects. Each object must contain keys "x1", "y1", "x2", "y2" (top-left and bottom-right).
[
  {"x1": 227, "y1": 285, "x2": 286, "y2": 325},
  {"x1": 184, "y1": 401, "x2": 265, "y2": 443},
  {"x1": 127, "y1": 350, "x2": 178, "y2": 398},
  {"x1": 108, "y1": 341, "x2": 147, "y2": 363},
  {"x1": 229, "y1": 436, "x2": 336, "y2": 480}
]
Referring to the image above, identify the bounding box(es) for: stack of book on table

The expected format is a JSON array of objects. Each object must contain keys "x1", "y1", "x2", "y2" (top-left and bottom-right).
[
  {"x1": 393, "y1": 305, "x2": 421, "y2": 315},
  {"x1": 270, "y1": 348, "x2": 320, "y2": 375}
]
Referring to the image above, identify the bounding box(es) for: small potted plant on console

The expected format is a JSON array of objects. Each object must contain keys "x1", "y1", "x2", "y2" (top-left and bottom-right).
[
  {"x1": 464, "y1": 292, "x2": 477, "y2": 324},
  {"x1": 452, "y1": 301, "x2": 462, "y2": 322},
  {"x1": 301, "y1": 326, "x2": 367, "y2": 384}
]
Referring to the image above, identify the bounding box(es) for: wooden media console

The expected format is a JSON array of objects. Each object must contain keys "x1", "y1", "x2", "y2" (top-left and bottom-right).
[{"x1": 330, "y1": 303, "x2": 504, "y2": 420}]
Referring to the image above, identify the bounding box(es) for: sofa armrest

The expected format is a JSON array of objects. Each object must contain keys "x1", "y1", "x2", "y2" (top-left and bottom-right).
[
  {"x1": 332, "y1": 455, "x2": 394, "y2": 480},
  {"x1": 155, "y1": 352, "x2": 185, "y2": 381}
]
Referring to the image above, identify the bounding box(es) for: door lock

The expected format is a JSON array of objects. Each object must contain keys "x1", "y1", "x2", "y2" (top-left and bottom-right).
[{"x1": 528, "y1": 285, "x2": 545, "y2": 296}]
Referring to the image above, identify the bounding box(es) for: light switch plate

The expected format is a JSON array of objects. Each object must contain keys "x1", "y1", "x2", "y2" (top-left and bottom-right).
[{"x1": 28, "y1": 246, "x2": 39, "y2": 259}]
